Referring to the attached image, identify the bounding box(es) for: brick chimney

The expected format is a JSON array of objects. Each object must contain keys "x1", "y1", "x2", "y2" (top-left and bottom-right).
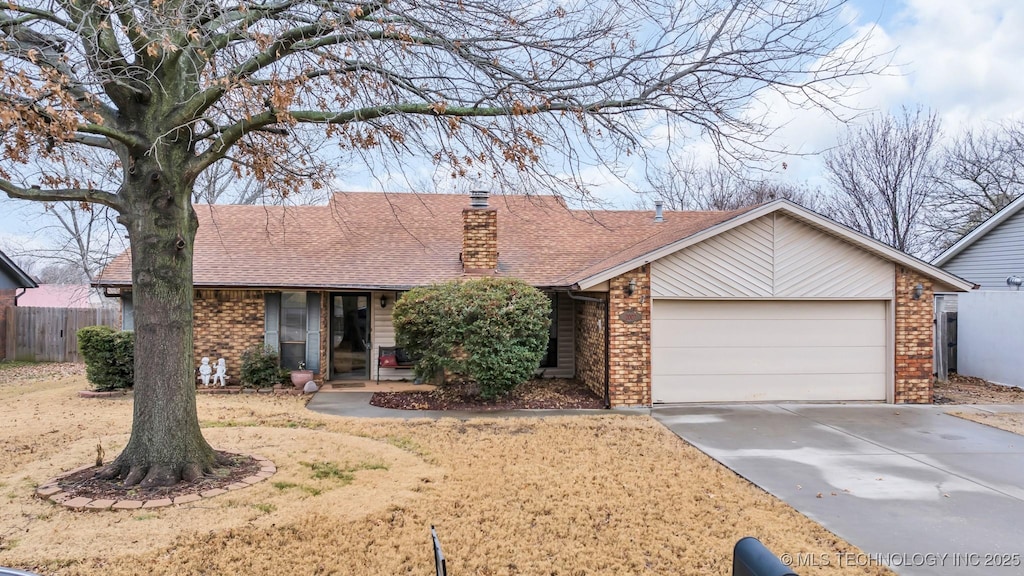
[{"x1": 462, "y1": 190, "x2": 498, "y2": 272}]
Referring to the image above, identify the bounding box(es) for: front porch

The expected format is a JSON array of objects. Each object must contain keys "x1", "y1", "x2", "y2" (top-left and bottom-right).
[{"x1": 186, "y1": 289, "x2": 595, "y2": 393}]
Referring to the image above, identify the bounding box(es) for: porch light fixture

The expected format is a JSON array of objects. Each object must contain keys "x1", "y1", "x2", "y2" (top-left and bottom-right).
[
  {"x1": 625, "y1": 278, "x2": 636, "y2": 296},
  {"x1": 380, "y1": 294, "x2": 388, "y2": 308},
  {"x1": 911, "y1": 283, "x2": 924, "y2": 300}
]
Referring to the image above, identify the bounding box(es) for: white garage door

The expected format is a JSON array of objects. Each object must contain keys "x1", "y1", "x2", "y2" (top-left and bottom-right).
[{"x1": 652, "y1": 300, "x2": 887, "y2": 403}]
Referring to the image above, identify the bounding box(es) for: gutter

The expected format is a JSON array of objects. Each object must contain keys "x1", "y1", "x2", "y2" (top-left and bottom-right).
[{"x1": 567, "y1": 291, "x2": 611, "y2": 409}]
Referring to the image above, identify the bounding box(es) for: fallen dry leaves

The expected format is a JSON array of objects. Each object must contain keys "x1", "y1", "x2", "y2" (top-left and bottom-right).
[
  {"x1": 934, "y1": 373, "x2": 1024, "y2": 404},
  {"x1": 0, "y1": 364, "x2": 892, "y2": 576}
]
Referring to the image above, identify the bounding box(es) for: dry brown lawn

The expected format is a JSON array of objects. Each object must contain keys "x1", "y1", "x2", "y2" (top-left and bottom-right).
[
  {"x1": 950, "y1": 411, "x2": 1024, "y2": 436},
  {"x1": 0, "y1": 363, "x2": 892, "y2": 576}
]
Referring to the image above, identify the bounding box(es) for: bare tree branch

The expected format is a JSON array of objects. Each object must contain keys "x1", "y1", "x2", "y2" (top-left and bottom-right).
[
  {"x1": 822, "y1": 107, "x2": 941, "y2": 257},
  {"x1": 0, "y1": 178, "x2": 123, "y2": 210}
]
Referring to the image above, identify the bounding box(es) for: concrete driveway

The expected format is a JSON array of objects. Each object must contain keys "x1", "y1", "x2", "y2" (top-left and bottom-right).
[{"x1": 653, "y1": 404, "x2": 1024, "y2": 575}]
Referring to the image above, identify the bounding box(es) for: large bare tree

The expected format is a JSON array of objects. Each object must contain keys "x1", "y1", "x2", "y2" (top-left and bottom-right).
[
  {"x1": 1, "y1": 0, "x2": 882, "y2": 486},
  {"x1": 823, "y1": 107, "x2": 941, "y2": 256},
  {"x1": 928, "y1": 121, "x2": 1024, "y2": 251}
]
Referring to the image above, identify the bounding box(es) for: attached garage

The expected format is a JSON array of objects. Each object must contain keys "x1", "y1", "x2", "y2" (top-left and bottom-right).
[
  {"x1": 648, "y1": 212, "x2": 896, "y2": 404},
  {"x1": 570, "y1": 199, "x2": 974, "y2": 407},
  {"x1": 651, "y1": 300, "x2": 887, "y2": 403}
]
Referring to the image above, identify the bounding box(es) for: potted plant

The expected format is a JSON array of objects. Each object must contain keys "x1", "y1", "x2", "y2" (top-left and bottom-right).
[{"x1": 290, "y1": 362, "x2": 314, "y2": 389}]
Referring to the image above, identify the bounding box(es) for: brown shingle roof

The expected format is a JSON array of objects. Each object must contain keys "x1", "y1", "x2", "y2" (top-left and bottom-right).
[{"x1": 95, "y1": 192, "x2": 753, "y2": 289}]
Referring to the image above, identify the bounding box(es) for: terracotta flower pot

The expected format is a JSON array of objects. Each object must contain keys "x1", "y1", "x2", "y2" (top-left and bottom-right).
[{"x1": 290, "y1": 370, "x2": 314, "y2": 389}]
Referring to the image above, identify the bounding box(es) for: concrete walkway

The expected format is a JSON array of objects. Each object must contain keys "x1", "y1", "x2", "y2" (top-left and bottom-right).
[
  {"x1": 306, "y1": 391, "x2": 625, "y2": 419},
  {"x1": 653, "y1": 404, "x2": 1024, "y2": 575}
]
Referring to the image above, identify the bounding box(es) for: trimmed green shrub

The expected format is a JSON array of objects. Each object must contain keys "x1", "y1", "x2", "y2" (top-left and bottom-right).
[
  {"x1": 240, "y1": 345, "x2": 280, "y2": 388},
  {"x1": 77, "y1": 325, "x2": 134, "y2": 391},
  {"x1": 392, "y1": 277, "x2": 551, "y2": 399}
]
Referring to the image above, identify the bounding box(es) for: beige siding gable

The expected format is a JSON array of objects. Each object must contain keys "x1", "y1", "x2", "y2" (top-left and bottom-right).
[
  {"x1": 652, "y1": 213, "x2": 894, "y2": 299},
  {"x1": 774, "y1": 215, "x2": 894, "y2": 298},
  {"x1": 651, "y1": 215, "x2": 773, "y2": 297}
]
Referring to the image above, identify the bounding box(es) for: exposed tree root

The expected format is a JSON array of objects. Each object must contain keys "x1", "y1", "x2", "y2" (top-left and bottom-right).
[
  {"x1": 93, "y1": 451, "x2": 236, "y2": 487},
  {"x1": 123, "y1": 465, "x2": 147, "y2": 487},
  {"x1": 139, "y1": 464, "x2": 179, "y2": 488},
  {"x1": 95, "y1": 463, "x2": 122, "y2": 481},
  {"x1": 181, "y1": 462, "x2": 203, "y2": 483}
]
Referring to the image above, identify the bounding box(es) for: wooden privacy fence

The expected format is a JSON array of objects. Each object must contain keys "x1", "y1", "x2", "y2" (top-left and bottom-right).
[{"x1": 5, "y1": 306, "x2": 120, "y2": 362}]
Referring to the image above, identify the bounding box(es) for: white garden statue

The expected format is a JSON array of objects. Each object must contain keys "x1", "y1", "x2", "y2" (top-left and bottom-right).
[
  {"x1": 213, "y1": 358, "x2": 227, "y2": 387},
  {"x1": 198, "y1": 357, "x2": 212, "y2": 386}
]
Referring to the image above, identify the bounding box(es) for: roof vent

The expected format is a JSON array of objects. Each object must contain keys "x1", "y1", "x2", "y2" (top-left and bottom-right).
[
  {"x1": 469, "y1": 190, "x2": 489, "y2": 209},
  {"x1": 654, "y1": 200, "x2": 664, "y2": 223},
  {"x1": 1008, "y1": 275, "x2": 1023, "y2": 290}
]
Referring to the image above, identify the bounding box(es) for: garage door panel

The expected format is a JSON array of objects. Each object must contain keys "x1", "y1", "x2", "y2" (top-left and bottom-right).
[
  {"x1": 651, "y1": 374, "x2": 886, "y2": 404},
  {"x1": 652, "y1": 300, "x2": 887, "y2": 403},
  {"x1": 653, "y1": 299, "x2": 884, "y2": 320},
  {"x1": 652, "y1": 318, "x2": 886, "y2": 348},
  {"x1": 654, "y1": 346, "x2": 886, "y2": 376}
]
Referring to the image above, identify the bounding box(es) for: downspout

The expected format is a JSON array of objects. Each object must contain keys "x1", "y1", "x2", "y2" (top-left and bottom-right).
[
  {"x1": 14, "y1": 287, "x2": 27, "y2": 306},
  {"x1": 567, "y1": 291, "x2": 612, "y2": 409},
  {"x1": 603, "y1": 298, "x2": 610, "y2": 409}
]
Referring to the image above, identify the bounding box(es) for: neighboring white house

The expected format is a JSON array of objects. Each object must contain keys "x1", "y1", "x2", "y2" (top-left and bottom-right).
[{"x1": 933, "y1": 194, "x2": 1024, "y2": 387}]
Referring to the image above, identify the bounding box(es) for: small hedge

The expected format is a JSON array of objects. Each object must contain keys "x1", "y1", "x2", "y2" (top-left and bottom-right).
[
  {"x1": 240, "y1": 344, "x2": 281, "y2": 388},
  {"x1": 77, "y1": 325, "x2": 134, "y2": 391},
  {"x1": 392, "y1": 277, "x2": 551, "y2": 399}
]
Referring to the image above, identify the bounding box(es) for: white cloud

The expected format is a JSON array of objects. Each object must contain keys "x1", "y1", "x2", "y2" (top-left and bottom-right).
[
  {"x1": 889, "y1": 0, "x2": 1024, "y2": 127},
  {"x1": 697, "y1": 0, "x2": 1024, "y2": 191}
]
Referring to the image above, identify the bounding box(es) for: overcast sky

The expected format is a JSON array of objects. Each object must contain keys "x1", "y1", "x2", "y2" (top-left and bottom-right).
[{"x1": 3, "y1": 0, "x2": 1024, "y2": 249}]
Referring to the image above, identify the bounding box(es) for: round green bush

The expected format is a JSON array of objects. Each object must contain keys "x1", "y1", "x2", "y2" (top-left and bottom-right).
[
  {"x1": 77, "y1": 325, "x2": 135, "y2": 391},
  {"x1": 392, "y1": 277, "x2": 551, "y2": 399},
  {"x1": 240, "y1": 344, "x2": 281, "y2": 388}
]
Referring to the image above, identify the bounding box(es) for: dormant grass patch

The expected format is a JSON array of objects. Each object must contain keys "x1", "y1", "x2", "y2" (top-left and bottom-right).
[
  {"x1": 950, "y1": 411, "x2": 1024, "y2": 436},
  {"x1": 0, "y1": 365, "x2": 891, "y2": 576}
]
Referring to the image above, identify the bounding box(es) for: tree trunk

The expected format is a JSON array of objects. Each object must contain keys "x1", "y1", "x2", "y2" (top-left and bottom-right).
[{"x1": 98, "y1": 160, "x2": 219, "y2": 487}]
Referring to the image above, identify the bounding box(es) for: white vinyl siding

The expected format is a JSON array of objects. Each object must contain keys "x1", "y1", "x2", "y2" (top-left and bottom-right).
[
  {"x1": 943, "y1": 209, "x2": 1024, "y2": 290},
  {"x1": 652, "y1": 301, "x2": 887, "y2": 403},
  {"x1": 371, "y1": 291, "x2": 401, "y2": 381},
  {"x1": 652, "y1": 216, "x2": 773, "y2": 297},
  {"x1": 652, "y1": 214, "x2": 894, "y2": 299}
]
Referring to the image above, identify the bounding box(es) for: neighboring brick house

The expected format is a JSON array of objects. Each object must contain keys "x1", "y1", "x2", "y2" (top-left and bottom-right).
[
  {"x1": 0, "y1": 250, "x2": 39, "y2": 360},
  {"x1": 96, "y1": 191, "x2": 973, "y2": 407}
]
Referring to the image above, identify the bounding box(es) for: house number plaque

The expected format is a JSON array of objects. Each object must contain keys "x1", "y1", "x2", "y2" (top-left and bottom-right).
[{"x1": 618, "y1": 309, "x2": 643, "y2": 324}]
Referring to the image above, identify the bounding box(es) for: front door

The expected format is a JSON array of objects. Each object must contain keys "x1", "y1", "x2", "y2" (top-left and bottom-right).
[{"x1": 330, "y1": 293, "x2": 370, "y2": 379}]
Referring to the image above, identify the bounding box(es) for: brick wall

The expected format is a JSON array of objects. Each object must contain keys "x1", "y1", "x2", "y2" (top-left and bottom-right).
[
  {"x1": 574, "y1": 295, "x2": 606, "y2": 399},
  {"x1": 0, "y1": 289, "x2": 14, "y2": 360},
  {"x1": 193, "y1": 290, "x2": 265, "y2": 383},
  {"x1": 894, "y1": 267, "x2": 934, "y2": 403},
  {"x1": 462, "y1": 208, "x2": 498, "y2": 271},
  {"x1": 607, "y1": 267, "x2": 652, "y2": 407}
]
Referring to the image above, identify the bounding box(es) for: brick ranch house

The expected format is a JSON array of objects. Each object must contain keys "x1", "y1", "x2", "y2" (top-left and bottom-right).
[{"x1": 95, "y1": 191, "x2": 974, "y2": 407}]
